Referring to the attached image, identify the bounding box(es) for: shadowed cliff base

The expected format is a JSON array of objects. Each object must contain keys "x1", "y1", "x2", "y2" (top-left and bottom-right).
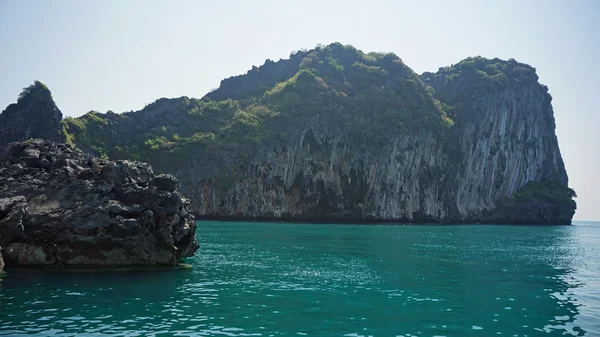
[{"x1": 195, "y1": 213, "x2": 573, "y2": 226}]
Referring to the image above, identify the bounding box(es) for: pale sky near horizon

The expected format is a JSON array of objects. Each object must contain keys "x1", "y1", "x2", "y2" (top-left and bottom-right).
[{"x1": 0, "y1": 0, "x2": 598, "y2": 220}]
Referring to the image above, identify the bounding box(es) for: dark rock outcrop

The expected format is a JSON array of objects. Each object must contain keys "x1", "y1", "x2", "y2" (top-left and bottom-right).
[
  {"x1": 0, "y1": 81, "x2": 63, "y2": 151},
  {"x1": 481, "y1": 200, "x2": 574, "y2": 226},
  {"x1": 0, "y1": 140, "x2": 198, "y2": 268}
]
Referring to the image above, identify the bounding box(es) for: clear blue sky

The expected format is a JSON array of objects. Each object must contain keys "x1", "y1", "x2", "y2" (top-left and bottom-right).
[{"x1": 1, "y1": 0, "x2": 598, "y2": 220}]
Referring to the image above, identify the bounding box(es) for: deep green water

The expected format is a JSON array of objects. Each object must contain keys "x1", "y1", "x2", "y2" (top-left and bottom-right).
[{"x1": 1, "y1": 221, "x2": 599, "y2": 337}]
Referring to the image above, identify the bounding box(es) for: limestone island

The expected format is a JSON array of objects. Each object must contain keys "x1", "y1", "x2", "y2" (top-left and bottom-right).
[{"x1": 0, "y1": 43, "x2": 577, "y2": 233}]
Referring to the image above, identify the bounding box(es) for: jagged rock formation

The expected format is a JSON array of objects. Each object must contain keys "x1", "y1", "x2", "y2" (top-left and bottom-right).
[
  {"x1": 0, "y1": 43, "x2": 576, "y2": 224},
  {"x1": 0, "y1": 81, "x2": 63, "y2": 150},
  {"x1": 0, "y1": 140, "x2": 198, "y2": 268}
]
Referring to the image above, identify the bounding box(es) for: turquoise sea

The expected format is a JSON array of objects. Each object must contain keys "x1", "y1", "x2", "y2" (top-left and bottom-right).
[{"x1": 0, "y1": 221, "x2": 599, "y2": 336}]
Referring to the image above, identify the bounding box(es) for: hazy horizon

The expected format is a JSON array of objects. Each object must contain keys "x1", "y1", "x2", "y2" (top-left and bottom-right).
[{"x1": 1, "y1": 0, "x2": 598, "y2": 220}]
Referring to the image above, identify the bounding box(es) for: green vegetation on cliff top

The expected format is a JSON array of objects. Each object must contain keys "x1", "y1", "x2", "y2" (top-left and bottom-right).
[
  {"x1": 60, "y1": 43, "x2": 459, "y2": 168},
  {"x1": 421, "y1": 56, "x2": 541, "y2": 120}
]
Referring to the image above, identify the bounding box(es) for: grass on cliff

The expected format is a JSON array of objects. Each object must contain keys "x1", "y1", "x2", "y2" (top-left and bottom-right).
[
  {"x1": 61, "y1": 44, "x2": 550, "y2": 185},
  {"x1": 39, "y1": 43, "x2": 570, "y2": 203},
  {"x1": 61, "y1": 42, "x2": 458, "y2": 169},
  {"x1": 61, "y1": 113, "x2": 113, "y2": 159},
  {"x1": 420, "y1": 56, "x2": 541, "y2": 119},
  {"x1": 510, "y1": 181, "x2": 577, "y2": 208}
]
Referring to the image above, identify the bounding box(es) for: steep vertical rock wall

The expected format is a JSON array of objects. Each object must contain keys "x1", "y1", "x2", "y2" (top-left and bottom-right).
[
  {"x1": 453, "y1": 84, "x2": 567, "y2": 217},
  {"x1": 175, "y1": 58, "x2": 573, "y2": 224},
  {"x1": 179, "y1": 115, "x2": 454, "y2": 221}
]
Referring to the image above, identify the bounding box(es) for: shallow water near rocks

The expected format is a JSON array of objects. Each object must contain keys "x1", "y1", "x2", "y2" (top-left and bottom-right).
[{"x1": 1, "y1": 221, "x2": 599, "y2": 336}]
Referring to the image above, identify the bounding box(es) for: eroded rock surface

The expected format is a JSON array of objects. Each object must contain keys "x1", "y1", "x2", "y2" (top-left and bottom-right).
[{"x1": 0, "y1": 140, "x2": 198, "y2": 268}]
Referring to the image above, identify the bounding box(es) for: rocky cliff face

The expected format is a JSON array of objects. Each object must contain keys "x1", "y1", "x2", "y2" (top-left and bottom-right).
[
  {"x1": 181, "y1": 117, "x2": 455, "y2": 221},
  {"x1": 0, "y1": 44, "x2": 576, "y2": 224},
  {"x1": 0, "y1": 140, "x2": 198, "y2": 268},
  {"x1": 422, "y1": 58, "x2": 573, "y2": 224},
  {"x1": 0, "y1": 81, "x2": 63, "y2": 150},
  {"x1": 180, "y1": 84, "x2": 573, "y2": 224},
  {"x1": 176, "y1": 54, "x2": 575, "y2": 224}
]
